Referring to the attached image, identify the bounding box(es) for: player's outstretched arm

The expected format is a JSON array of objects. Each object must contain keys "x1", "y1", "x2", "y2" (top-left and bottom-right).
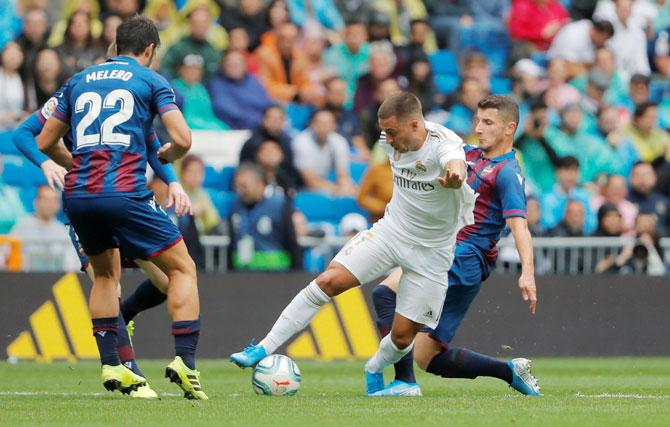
[
  {"x1": 438, "y1": 159, "x2": 466, "y2": 189},
  {"x1": 506, "y1": 216, "x2": 537, "y2": 314},
  {"x1": 158, "y1": 110, "x2": 192, "y2": 163}
]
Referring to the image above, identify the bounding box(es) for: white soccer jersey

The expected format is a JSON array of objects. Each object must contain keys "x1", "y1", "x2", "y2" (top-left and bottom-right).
[{"x1": 379, "y1": 120, "x2": 476, "y2": 248}]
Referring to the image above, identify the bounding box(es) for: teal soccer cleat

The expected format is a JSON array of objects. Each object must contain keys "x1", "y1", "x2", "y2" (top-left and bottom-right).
[
  {"x1": 368, "y1": 379, "x2": 423, "y2": 397},
  {"x1": 229, "y1": 343, "x2": 267, "y2": 368},
  {"x1": 365, "y1": 370, "x2": 385, "y2": 395},
  {"x1": 508, "y1": 358, "x2": 541, "y2": 396}
]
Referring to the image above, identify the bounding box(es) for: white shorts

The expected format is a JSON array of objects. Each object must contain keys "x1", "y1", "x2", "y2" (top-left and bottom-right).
[{"x1": 333, "y1": 218, "x2": 455, "y2": 328}]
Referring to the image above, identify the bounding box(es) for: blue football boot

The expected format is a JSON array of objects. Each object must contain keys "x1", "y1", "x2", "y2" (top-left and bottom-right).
[
  {"x1": 229, "y1": 343, "x2": 267, "y2": 368},
  {"x1": 368, "y1": 379, "x2": 423, "y2": 397},
  {"x1": 508, "y1": 358, "x2": 541, "y2": 396}
]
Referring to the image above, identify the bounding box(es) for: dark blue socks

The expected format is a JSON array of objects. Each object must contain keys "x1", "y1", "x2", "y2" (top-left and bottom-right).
[
  {"x1": 92, "y1": 317, "x2": 120, "y2": 366},
  {"x1": 426, "y1": 347, "x2": 513, "y2": 383},
  {"x1": 371, "y1": 284, "x2": 416, "y2": 383},
  {"x1": 116, "y1": 305, "x2": 144, "y2": 377},
  {"x1": 121, "y1": 279, "x2": 167, "y2": 322},
  {"x1": 172, "y1": 319, "x2": 200, "y2": 370}
]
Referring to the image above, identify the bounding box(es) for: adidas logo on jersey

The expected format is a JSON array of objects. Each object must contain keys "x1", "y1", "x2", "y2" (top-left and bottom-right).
[{"x1": 423, "y1": 310, "x2": 434, "y2": 319}]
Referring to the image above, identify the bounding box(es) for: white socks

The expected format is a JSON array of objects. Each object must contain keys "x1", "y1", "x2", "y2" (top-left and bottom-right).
[
  {"x1": 365, "y1": 334, "x2": 414, "y2": 374},
  {"x1": 259, "y1": 280, "x2": 330, "y2": 354}
]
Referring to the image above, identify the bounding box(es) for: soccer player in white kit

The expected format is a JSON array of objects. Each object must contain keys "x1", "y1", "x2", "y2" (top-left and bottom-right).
[{"x1": 230, "y1": 92, "x2": 477, "y2": 395}]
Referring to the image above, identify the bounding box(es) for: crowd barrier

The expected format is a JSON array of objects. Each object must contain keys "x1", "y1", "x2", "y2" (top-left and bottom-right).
[{"x1": 1, "y1": 272, "x2": 669, "y2": 362}]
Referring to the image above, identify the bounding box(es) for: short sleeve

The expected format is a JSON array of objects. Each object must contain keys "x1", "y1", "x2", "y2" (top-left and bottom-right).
[
  {"x1": 52, "y1": 80, "x2": 72, "y2": 124},
  {"x1": 152, "y1": 73, "x2": 179, "y2": 116},
  {"x1": 331, "y1": 134, "x2": 351, "y2": 172},
  {"x1": 496, "y1": 164, "x2": 527, "y2": 219},
  {"x1": 437, "y1": 135, "x2": 465, "y2": 169},
  {"x1": 291, "y1": 132, "x2": 312, "y2": 171}
]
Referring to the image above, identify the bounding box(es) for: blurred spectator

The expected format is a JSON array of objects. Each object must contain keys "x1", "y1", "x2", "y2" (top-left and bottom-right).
[
  {"x1": 569, "y1": 0, "x2": 598, "y2": 21},
  {"x1": 259, "y1": 0, "x2": 292, "y2": 46},
  {"x1": 541, "y1": 156, "x2": 596, "y2": 234},
  {"x1": 333, "y1": 0, "x2": 374, "y2": 23},
  {"x1": 301, "y1": 21, "x2": 338, "y2": 99},
  {"x1": 547, "y1": 19, "x2": 614, "y2": 79},
  {"x1": 227, "y1": 25, "x2": 259, "y2": 75},
  {"x1": 542, "y1": 59, "x2": 582, "y2": 111},
  {"x1": 600, "y1": 0, "x2": 650, "y2": 81},
  {"x1": 323, "y1": 77, "x2": 368, "y2": 159},
  {"x1": 292, "y1": 109, "x2": 356, "y2": 195},
  {"x1": 100, "y1": 12, "x2": 122, "y2": 50},
  {"x1": 593, "y1": 0, "x2": 658, "y2": 35},
  {"x1": 594, "y1": 203, "x2": 624, "y2": 236},
  {"x1": 356, "y1": 158, "x2": 392, "y2": 222},
  {"x1": 367, "y1": 9, "x2": 392, "y2": 43},
  {"x1": 228, "y1": 162, "x2": 302, "y2": 271},
  {"x1": 651, "y1": 25, "x2": 670, "y2": 77},
  {"x1": 592, "y1": 105, "x2": 639, "y2": 176},
  {"x1": 219, "y1": 0, "x2": 267, "y2": 51},
  {"x1": 286, "y1": 0, "x2": 344, "y2": 33},
  {"x1": 510, "y1": 59, "x2": 544, "y2": 108},
  {"x1": 628, "y1": 161, "x2": 669, "y2": 235},
  {"x1": 240, "y1": 105, "x2": 298, "y2": 182},
  {"x1": 180, "y1": 154, "x2": 221, "y2": 235},
  {"x1": 372, "y1": 0, "x2": 435, "y2": 48},
  {"x1": 571, "y1": 48, "x2": 627, "y2": 107},
  {"x1": 546, "y1": 103, "x2": 626, "y2": 183},
  {"x1": 353, "y1": 41, "x2": 396, "y2": 114},
  {"x1": 461, "y1": 52, "x2": 492, "y2": 97},
  {"x1": 591, "y1": 174, "x2": 638, "y2": 232},
  {"x1": 48, "y1": 0, "x2": 103, "y2": 47},
  {"x1": 423, "y1": 0, "x2": 471, "y2": 50},
  {"x1": 508, "y1": 0, "x2": 569, "y2": 61},
  {"x1": 0, "y1": 155, "x2": 26, "y2": 234},
  {"x1": 173, "y1": 54, "x2": 229, "y2": 130},
  {"x1": 526, "y1": 196, "x2": 547, "y2": 236},
  {"x1": 360, "y1": 77, "x2": 401, "y2": 149},
  {"x1": 339, "y1": 212, "x2": 368, "y2": 237},
  {"x1": 160, "y1": 4, "x2": 223, "y2": 79},
  {"x1": 9, "y1": 185, "x2": 79, "y2": 271},
  {"x1": 405, "y1": 51, "x2": 439, "y2": 114},
  {"x1": 255, "y1": 22, "x2": 321, "y2": 105},
  {"x1": 620, "y1": 73, "x2": 651, "y2": 114},
  {"x1": 445, "y1": 77, "x2": 487, "y2": 136},
  {"x1": 0, "y1": 41, "x2": 27, "y2": 131},
  {"x1": 323, "y1": 19, "x2": 370, "y2": 106},
  {"x1": 516, "y1": 97, "x2": 562, "y2": 192},
  {"x1": 150, "y1": 177, "x2": 204, "y2": 268},
  {"x1": 391, "y1": 19, "x2": 435, "y2": 76},
  {"x1": 26, "y1": 48, "x2": 65, "y2": 111},
  {"x1": 596, "y1": 212, "x2": 666, "y2": 275},
  {"x1": 15, "y1": 7, "x2": 49, "y2": 82},
  {"x1": 623, "y1": 102, "x2": 670, "y2": 163},
  {"x1": 55, "y1": 11, "x2": 105, "y2": 75},
  {"x1": 207, "y1": 50, "x2": 271, "y2": 129},
  {"x1": 254, "y1": 139, "x2": 298, "y2": 197},
  {"x1": 105, "y1": 0, "x2": 142, "y2": 19},
  {"x1": 548, "y1": 199, "x2": 588, "y2": 237},
  {"x1": 578, "y1": 68, "x2": 610, "y2": 122},
  {"x1": 144, "y1": 0, "x2": 181, "y2": 47}
]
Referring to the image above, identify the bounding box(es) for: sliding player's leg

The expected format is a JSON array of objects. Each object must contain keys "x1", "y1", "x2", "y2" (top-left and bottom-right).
[{"x1": 230, "y1": 226, "x2": 396, "y2": 369}]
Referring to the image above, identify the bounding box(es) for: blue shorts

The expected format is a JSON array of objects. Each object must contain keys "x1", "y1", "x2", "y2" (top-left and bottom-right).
[
  {"x1": 419, "y1": 243, "x2": 491, "y2": 346},
  {"x1": 64, "y1": 195, "x2": 182, "y2": 260}
]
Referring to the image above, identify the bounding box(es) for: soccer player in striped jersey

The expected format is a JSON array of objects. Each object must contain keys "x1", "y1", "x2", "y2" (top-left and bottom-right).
[{"x1": 371, "y1": 95, "x2": 540, "y2": 397}]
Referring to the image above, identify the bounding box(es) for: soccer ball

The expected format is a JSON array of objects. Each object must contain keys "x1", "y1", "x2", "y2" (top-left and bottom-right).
[{"x1": 252, "y1": 354, "x2": 301, "y2": 396}]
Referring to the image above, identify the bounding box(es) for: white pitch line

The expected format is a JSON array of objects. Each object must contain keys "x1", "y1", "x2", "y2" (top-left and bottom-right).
[
  {"x1": 0, "y1": 391, "x2": 183, "y2": 397},
  {"x1": 576, "y1": 392, "x2": 670, "y2": 400}
]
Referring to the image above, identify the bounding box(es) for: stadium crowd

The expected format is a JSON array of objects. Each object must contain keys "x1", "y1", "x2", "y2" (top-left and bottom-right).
[{"x1": 0, "y1": 0, "x2": 669, "y2": 274}]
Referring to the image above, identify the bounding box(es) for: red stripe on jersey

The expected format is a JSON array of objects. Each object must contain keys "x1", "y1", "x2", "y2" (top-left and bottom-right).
[
  {"x1": 65, "y1": 156, "x2": 82, "y2": 196},
  {"x1": 53, "y1": 110, "x2": 69, "y2": 121},
  {"x1": 503, "y1": 209, "x2": 526, "y2": 217},
  {"x1": 158, "y1": 104, "x2": 178, "y2": 114},
  {"x1": 115, "y1": 151, "x2": 142, "y2": 193},
  {"x1": 86, "y1": 150, "x2": 111, "y2": 194}
]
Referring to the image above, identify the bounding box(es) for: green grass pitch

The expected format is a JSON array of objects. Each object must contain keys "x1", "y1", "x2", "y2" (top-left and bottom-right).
[{"x1": 2, "y1": 358, "x2": 670, "y2": 426}]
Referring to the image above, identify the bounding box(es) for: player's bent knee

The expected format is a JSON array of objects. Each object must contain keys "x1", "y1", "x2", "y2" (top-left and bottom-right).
[
  {"x1": 390, "y1": 330, "x2": 415, "y2": 350},
  {"x1": 413, "y1": 333, "x2": 441, "y2": 371},
  {"x1": 316, "y1": 264, "x2": 358, "y2": 297}
]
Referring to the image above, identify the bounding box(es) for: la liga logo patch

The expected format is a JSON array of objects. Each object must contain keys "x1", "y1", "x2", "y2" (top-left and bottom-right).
[{"x1": 40, "y1": 97, "x2": 59, "y2": 119}]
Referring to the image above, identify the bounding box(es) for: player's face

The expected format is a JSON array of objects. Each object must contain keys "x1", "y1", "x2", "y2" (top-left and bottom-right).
[
  {"x1": 379, "y1": 116, "x2": 418, "y2": 153},
  {"x1": 474, "y1": 108, "x2": 514, "y2": 152}
]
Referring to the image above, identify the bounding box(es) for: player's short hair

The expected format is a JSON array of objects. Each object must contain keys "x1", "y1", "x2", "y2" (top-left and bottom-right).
[
  {"x1": 477, "y1": 94, "x2": 520, "y2": 126},
  {"x1": 116, "y1": 16, "x2": 160, "y2": 56},
  {"x1": 377, "y1": 91, "x2": 422, "y2": 121}
]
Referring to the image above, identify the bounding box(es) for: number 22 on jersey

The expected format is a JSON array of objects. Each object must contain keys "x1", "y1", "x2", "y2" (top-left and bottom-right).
[{"x1": 74, "y1": 89, "x2": 134, "y2": 149}]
